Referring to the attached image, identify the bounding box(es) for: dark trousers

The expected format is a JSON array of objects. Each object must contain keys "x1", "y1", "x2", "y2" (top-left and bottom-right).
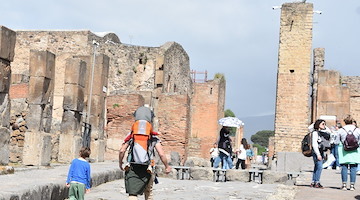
[{"x1": 236, "y1": 159, "x2": 245, "y2": 169}]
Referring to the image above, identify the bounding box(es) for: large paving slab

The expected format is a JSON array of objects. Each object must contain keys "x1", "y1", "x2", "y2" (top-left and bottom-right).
[{"x1": 0, "y1": 161, "x2": 121, "y2": 200}]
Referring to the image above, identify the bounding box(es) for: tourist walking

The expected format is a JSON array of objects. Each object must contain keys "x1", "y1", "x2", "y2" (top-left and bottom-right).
[
  {"x1": 245, "y1": 144, "x2": 254, "y2": 169},
  {"x1": 214, "y1": 126, "x2": 234, "y2": 169},
  {"x1": 310, "y1": 119, "x2": 331, "y2": 189},
  {"x1": 235, "y1": 138, "x2": 247, "y2": 170},
  {"x1": 338, "y1": 115, "x2": 360, "y2": 191},
  {"x1": 65, "y1": 147, "x2": 92, "y2": 200},
  {"x1": 119, "y1": 132, "x2": 171, "y2": 200}
]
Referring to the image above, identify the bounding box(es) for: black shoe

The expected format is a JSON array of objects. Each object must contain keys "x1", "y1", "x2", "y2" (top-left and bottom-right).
[
  {"x1": 310, "y1": 182, "x2": 315, "y2": 187},
  {"x1": 315, "y1": 183, "x2": 324, "y2": 189}
]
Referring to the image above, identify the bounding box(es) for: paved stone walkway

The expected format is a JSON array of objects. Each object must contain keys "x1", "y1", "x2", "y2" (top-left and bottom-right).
[
  {"x1": 0, "y1": 161, "x2": 358, "y2": 200},
  {"x1": 294, "y1": 169, "x2": 360, "y2": 200}
]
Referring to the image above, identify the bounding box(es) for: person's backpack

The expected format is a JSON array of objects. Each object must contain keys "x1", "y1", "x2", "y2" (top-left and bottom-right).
[
  {"x1": 343, "y1": 128, "x2": 359, "y2": 151},
  {"x1": 128, "y1": 120, "x2": 154, "y2": 165},
  {"x1": 318, "y1": 131, "x2": 331, "y2": 151},
  {"x1": 301, "y1": 132, "x2": 312, "y2": 157}
]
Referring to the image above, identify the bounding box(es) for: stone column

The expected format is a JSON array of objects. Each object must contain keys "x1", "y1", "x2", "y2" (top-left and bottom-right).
[
  {"x1": 274, "y1": 3, "x2": 313, "y2": 153},
  {"x1": 22, "y1": 50, "x2": 55, "y2": 166},
  {"x1": 0, "y1": 26, "x2": 16, "y2": 165},
  {"x1": 88, "y1": 54, "x2": 109, "y2": 162},
  {"x1": 58, "y1": 58, "x2": 86, "y2": 163},
  {"x1": 74, "y1": 54, "x2": 109, "y2": 162}
]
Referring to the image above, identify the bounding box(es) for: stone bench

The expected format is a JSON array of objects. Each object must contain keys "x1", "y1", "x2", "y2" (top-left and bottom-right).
[
  {"x1": 248, "y1": 169, "x2": 263, "y2": 184},
  {"x1": 212, "y1": 168, "x2": 227, "y2": 182},
  {"x1": 172, "y1": 166, "x2": 191, "y2": 180}
]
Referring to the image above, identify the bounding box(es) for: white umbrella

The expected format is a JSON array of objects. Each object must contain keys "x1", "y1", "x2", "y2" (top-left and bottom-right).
[{"x1": 218, "y1": 117, "x2": 243, "y2": 128}]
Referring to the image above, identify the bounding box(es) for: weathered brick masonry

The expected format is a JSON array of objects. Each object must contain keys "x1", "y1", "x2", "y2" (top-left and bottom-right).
[
  {"x1": 274, "y1": 3, "x2": 313, "y2": 153},
  {"x1": 6, "y1": 28, "x2": 226, "y2": 164}
]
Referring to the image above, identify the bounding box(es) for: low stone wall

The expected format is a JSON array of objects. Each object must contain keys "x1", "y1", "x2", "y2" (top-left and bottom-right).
[
  {"x1": 156, "y1": 166, "x2": 288, "y2": 184},
  {"x1": 0, "y1": 164, "x2": 122, "y2": 200}
]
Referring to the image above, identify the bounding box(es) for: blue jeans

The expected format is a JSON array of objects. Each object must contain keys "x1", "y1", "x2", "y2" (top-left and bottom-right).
[
  {"x1": 341, "y1": 164, "x2": 358, "y2": 184},
  {"x1": 312, "y1": 152, "x2": 323, "y2": 183},
  {"x1": 213, "y1": 152, "x2": 233, "y2": 169},
  {"x1": 331, "y1": 144, "x2": 340, "y2": 167}
]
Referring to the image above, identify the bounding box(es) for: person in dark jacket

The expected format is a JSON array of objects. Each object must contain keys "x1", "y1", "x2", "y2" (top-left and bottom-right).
[{"x1": 213, "y1": 126, "x2": 234, "y2": 169}]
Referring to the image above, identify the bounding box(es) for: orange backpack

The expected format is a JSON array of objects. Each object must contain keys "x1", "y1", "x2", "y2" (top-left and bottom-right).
[{"x1": 128, "y1": 120, "x2": 154, "y2": 165}]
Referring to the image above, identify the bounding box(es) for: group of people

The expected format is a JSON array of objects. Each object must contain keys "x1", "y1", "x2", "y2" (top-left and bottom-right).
[
  {"x1": 65, "y1": 105, "x2": 171, "y2": 200},
  {"x1": 310, "y1": 115, "x2": 360, "y2": 191},
  {"x1": 210, "y1": 126, "x2": 254, "y2": 170}
]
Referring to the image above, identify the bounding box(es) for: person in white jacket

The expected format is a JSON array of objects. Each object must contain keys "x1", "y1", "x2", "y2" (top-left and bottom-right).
[
  {"x1": 310, "y1": 119, "x2": 329, "y2": 189},
  {"x1": 337, "y1": 115, "x2": 360, "y2": 191}
]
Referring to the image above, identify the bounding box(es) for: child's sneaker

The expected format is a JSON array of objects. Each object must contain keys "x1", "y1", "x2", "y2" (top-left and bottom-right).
[
  {"x1": 350, "y1": 184, "x2": 355, "y2": 191},
  {"x1": 342, "y1": 183, "x2": 347, "y2": 191}
]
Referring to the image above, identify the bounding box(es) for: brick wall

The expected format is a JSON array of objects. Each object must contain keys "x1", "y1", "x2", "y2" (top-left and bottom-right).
[
  {"x1": 274, "y1": 3, "x2": 313, "y2": 153},
  {"x1": 105, "y1": 94, "x2": 144, "y2": 160},
  {"x1": 189, "y1": 78, "x2": 225, "y2": 158},
  {"x1": 157, "y1": 94, "x2": 190, "y2": 163}
]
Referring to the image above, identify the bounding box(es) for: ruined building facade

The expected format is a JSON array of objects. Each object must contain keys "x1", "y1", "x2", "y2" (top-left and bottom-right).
[
  {"x1": 274, "y1": 3, "x2": 314, "y2": 153},
  {"x1": 1, "y1": 27, "x2": 225, "y2": 166},
  {"x1": 274, "y1": 3, "x2": 360, "y2": 157}
]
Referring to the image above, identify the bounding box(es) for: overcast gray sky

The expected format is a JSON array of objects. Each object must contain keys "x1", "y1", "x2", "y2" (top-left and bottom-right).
[{"x1": 3, "y1": 0, "x2": 360, "y2": 122}]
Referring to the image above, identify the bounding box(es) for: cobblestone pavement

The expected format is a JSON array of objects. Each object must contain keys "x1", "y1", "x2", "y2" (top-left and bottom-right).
[{"x1": 86, "y1": 177, "x2": 296, "y2": 200}]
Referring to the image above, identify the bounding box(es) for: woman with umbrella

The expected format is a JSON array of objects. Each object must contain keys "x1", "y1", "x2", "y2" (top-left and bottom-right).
[{"x1": 213, "y1": 126, "x2": 234, "y2": 169}]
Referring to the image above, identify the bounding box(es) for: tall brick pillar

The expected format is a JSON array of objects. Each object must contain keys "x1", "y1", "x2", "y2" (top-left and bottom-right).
[
  {"x1": 23, "y1": 50, "x2": 55, "y2": 166},
  {"x1": 274, "y1": 3, "x2": 313, "y2": 154},
  {"x1": 189, "y1": 78, "x2": 225, "y2": 159},
  {"x1": 0, "y1": 26, "x2": 16, "y2": 165},
  {"x1": 58, "y1": 58, "x2": 86, "y2": 163}
]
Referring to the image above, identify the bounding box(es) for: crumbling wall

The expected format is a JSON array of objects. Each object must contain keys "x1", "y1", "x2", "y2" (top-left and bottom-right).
[
  {"x1": 189, "y1": 78, "x2": 225, "y2": 158},
  {"x1": 0, "y1": 26, "x2": 16, "y2": 165},
  {"x1": 105, "y1": 94, "x2": 144, "y2": 160},
  {"x1": 341, "y1": 76, "x2": 360, "y2": 123}
]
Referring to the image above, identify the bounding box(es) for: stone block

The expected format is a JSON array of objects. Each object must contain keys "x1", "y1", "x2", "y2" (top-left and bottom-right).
[
  {"x1": 184, "y1": 156, "x2": 210, "y2": 167},
  {"x1": 262, "y1": 171, "x2": 288, "y2": 184},
  {"x1": 0, "y1": 127, "x2": 10, "y2": 165},
  {"x1": 0, "y1": 93, "x2": 10, "y2": 127},
  {"x1": 90, "y1": 138, "x2": 105, "y2": 162},
  {"x1": 63, "y1": 84, "x2": 85, "y2": 111},
  {"x1": 64, "y1": 58, "x2": 87, "y2": 87},
  {"x1": 26, "y1": 104, "x2": 43, "y2": 131},
  {"x1": 189, "y1": 166, "x2": 213, "y2": 180},
  {"x1": 22, "y1": 131, "x2": 52, "y2": 166},
  {"x1": 89, "y1": 94, "x2": 104, "y2": 117},
  {"x1": 0, "y1": 26, "x2": 16, "y2": 61},
  {"x1": 225, "y1": 169, "x2": 249, "y2": 182},
  {"x1": 275, "y1": 152, "x2": 313, "y2": 172},
  {"x1": 90, "y1": 54, "x2": 109, "y2": 96},
  {"x1": 58, "y1": 134, "x2": 82, "y2": 163},
  {"x1": 27, "y1": 76, "x2": 51, "y2": 104},
  {"x1": 29, "y1": 50, "x2": 55, "y2": 79},
  {"x1": 60, "y1": 110, "x2": 81, "y2": 135},
  {"x1": 0, "y1": 60, "x2": 10, "y2": 93}
]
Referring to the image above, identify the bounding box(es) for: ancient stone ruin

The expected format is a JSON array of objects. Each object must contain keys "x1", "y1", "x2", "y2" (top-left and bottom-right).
[
  {"x1": 272, "y1": 2, "x2": 360, "y2": 171},
  {"x1": 1, "y1": 27, "x2": 229, "y2": 167}
]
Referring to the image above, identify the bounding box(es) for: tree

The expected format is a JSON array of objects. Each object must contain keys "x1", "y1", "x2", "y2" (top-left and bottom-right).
[
  {"x1": 214, "y1": 73, "x2": 225, "y2": 81},
  {"x1": 250, "y1": 130, "x2": 274, "y2": 147},
  {"x1": 224, "y1": 109, "x2": 235, "y2": 117},
  {"x1": 223, "y1": 109, "x2": 236, "y2": 136}
]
